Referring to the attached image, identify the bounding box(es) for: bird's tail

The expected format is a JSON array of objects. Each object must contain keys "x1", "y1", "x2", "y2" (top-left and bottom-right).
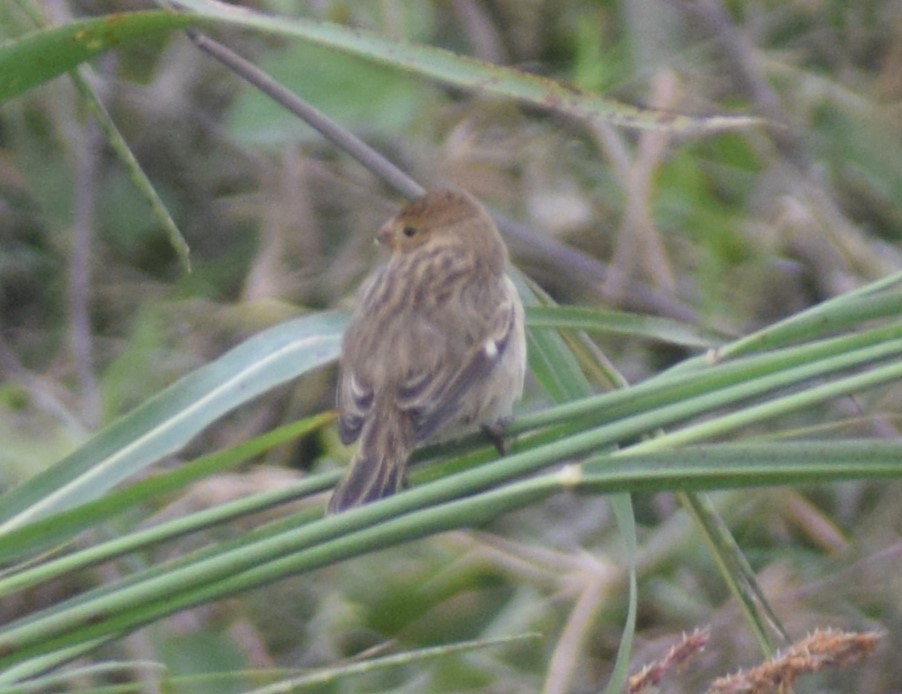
[{"x1": 327, "y1": 412, "x2": 413, "y2": 514}]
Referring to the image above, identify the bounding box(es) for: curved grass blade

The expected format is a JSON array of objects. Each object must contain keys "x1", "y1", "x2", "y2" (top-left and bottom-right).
[
  {"x1": 527, "y1": 305, "x2": 728, "y2": 349},
  {"x1": 0, "y1": 11, "x2": 194, "y2": 103},
  {"x1": 512, "y1": 277, "x2": 637, "y2": 694},
  {"x1": 172, "y1": 0, "x2": 764, "y2": 133},
  {"x1": 245, "y1": 633, "x2": 540, "y2": 693},
  {"x1": 0, "y1": 413, "x2": 334, "y2": 567},
  {"x1": 680, "y1": 491, "x2": 786, "y2": 655},
  {"x1": 3, "y1": 8, "x2": 195, "y2": 267},
  {"x1": 0, "y1": 313, "x2": 345, "y2": 534}
]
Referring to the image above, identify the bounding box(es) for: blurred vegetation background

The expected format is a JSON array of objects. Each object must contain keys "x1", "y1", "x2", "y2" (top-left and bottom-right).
[{"x1": 1, "y1": 0, "x2": 900, "y2": 691}]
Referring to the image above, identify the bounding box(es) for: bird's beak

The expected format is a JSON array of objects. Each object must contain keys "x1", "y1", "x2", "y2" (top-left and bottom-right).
[{"x1": 376, "y1": 222, "x2": 393, "y2": 247}]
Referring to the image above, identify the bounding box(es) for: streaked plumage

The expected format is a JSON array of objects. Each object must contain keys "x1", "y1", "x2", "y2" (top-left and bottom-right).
[{"x1": 327, "y1": 188, "x2": 526, "y2": 513}]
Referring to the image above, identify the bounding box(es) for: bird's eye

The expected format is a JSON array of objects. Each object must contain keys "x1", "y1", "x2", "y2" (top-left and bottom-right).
[{"x1": 402, "y1": 225, "x2": 417, "y2": 238}]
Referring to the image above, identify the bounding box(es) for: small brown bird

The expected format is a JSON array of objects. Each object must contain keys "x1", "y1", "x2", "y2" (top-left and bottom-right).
[{"x1": 327, "y1": 188, "x2": 526, "y2": 513}]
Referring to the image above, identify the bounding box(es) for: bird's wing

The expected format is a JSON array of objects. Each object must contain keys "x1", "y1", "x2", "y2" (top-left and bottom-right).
[
  {"x1": 338, "y1": 266, "x2": 520, "y2": 447},
  {"x1": 337, "y1": 310, "x2": 450, "y2": 445},
  {"x1": 337, "y1": 367, "x2": 372, "y2": 445},
  {"x1": 400, "y1": 289, "x2": 521, "y2": 443}
]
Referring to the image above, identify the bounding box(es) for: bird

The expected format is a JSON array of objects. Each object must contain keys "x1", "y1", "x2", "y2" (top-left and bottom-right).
[{"x1": 327, "y1": 188, "x2": 526, "y2": 514}]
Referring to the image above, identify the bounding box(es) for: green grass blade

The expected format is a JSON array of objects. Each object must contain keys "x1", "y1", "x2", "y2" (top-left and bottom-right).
[
  {"x1": 527, "y1": 304, "x2": 728, "y2": 349},
  {"x1": 579, "y1": 441, "x2": 902, "y2": 490},
  {"x1": 0, "y1": 413, "x2": 333, "y2": 570},
  {"x1": 0, "y1": 12, "x2": 194, "y2": 103},
  {"x1": 69, "y1": 68, "x2": 191, "y2": 271},
  {"x1": 245, "y1": 633, "x2": 540, "y2": 693},
  {"x1": 680, "y1": 491, "x2": 785, "y2": 656},
  {"x1": 0, "y1": 313, "x2": 345, "y2": 533},
  {"x1": 679, "y1": 290, "x2": 902, "y2": 368},
  {"x1": 172, "y1": 0, "x2": 762, "y2": 133},
  {"x1": 2, "y1": 440, "x2": 898, "y2": 671}
]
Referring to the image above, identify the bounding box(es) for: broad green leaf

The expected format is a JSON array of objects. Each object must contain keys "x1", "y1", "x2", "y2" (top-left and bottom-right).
[
  {"x1": 0, "y1": 12, "x2": 194, "y2": 103},
  {"x1": 172, "y1": 0, "x2": 763, "y2": 133},
  {"x1": 1, "y1": 5, "x2": 763, "y2": 132},
  {"x1": 0, "y1": 313, "x2": 346, "y2": 534},
  {"x1": 0, "y1": 414, "x2": 334, "y2": 566}
]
